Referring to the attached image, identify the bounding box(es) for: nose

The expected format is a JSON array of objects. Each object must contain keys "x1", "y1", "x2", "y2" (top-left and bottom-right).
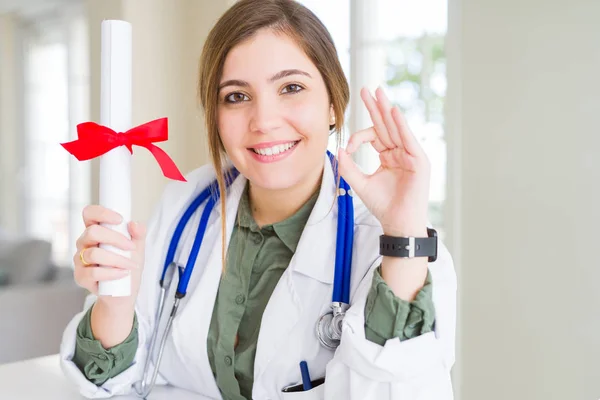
[{"x1": 249, "y1": 94, "x2": 282, "y2": 134}]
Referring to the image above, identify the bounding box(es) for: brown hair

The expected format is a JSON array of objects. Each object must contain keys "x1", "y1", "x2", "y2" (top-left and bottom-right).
[{"x1": 197, "y1": 0, "x2": 350, "y2": 270}]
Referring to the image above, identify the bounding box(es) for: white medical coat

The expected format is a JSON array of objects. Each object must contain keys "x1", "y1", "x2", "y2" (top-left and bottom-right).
[{"x1": 60, "y1": 155, "x2": 457, "y2": 399}]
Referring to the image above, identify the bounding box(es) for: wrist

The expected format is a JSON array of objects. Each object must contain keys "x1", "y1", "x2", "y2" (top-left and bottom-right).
[
  {"x1": 96, "y1": 296, "x2": 136, "y2": 318},
  {"x1": 382, "y1": 224, "x2": 428, "y2": 238},
  {"x1": 380, "y1": 257, "x2": 428, "y2": 301},
  {"x1": 91, "y1": 299, "x2": 136, "y2": 348}
]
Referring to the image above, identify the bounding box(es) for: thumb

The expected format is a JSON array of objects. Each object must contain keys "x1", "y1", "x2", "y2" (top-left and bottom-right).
[
  {"x1": 337, "y1": 148, "x2": 368, "y2": 193},
  {"x1": 128, "y1": 221, "x2": 146, "y2": 267},
  {"x1": 128, "y1": 221, "x2": 147, "y2": 245}
]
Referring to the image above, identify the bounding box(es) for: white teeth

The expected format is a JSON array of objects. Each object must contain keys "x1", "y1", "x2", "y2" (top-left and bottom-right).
[{"x1": 253, "y1": 141, "x2": 297, "y2": 156}]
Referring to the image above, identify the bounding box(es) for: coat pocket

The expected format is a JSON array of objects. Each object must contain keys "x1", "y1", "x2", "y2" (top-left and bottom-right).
[{"x1": 281, "y1": 377, "x2": 325, "y2": 399}]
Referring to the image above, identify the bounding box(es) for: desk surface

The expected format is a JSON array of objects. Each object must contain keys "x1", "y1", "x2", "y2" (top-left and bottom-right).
[{"x1": 0, "y1": 355, "x2": 210, "y2": 400}]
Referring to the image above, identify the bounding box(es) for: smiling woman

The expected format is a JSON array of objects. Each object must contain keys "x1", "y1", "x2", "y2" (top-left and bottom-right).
[
  {"x1": 214, "y1": 30, "x2": 337, "y2": 226},
  {"x1": 60, "y1": 1, "x2": 456, "y2": 399},
  {"x1": 199, "y1": 8, "x2": 350, "y2": 247}
]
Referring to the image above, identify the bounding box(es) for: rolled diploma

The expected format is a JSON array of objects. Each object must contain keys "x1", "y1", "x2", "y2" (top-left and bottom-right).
[{"x1": 97, "y1": 20, "x2": 133, "y2": 297}]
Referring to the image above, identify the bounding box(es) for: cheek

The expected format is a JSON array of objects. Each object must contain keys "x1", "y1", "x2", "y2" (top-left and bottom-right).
[
  {"x1": 217, "y1": 109, "x2": 245, "y2": 151},
  {"x1": 285, "y1": 100, "x2": 330, "y2": 141}
]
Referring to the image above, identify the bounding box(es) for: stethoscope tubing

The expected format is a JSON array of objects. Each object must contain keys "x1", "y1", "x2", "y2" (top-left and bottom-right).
[{"x1": 138, "y1": 154, "x2": 353, "y2": 397}]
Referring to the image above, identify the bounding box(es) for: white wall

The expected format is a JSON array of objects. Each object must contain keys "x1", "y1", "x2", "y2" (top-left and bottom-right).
[
  {"x1": 86, "y1": 0, "x2": 232, "y2": 222},
  {"x1": 446, "y1": 0, "x2": 600, "y2": 398}
]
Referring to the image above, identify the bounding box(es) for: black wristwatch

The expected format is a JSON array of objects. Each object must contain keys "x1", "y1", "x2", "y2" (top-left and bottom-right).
[{"x1": 379, "y1": 228, "x2": 438, "y2": 262}]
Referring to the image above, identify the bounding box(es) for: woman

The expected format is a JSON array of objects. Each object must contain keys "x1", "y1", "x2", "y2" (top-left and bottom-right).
[{"x1": 59, "y1": 0, "x2": 456, "y2": 399}]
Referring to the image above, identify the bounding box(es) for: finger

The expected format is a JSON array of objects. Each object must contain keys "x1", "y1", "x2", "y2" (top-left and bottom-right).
[
  {"x1": 347, "y1": 127, "x2": 387, "y2": 153},
  {"x1": 74, "y1": 266, "x2": 129, "y2": 291},
  {"x1": 128, "y1": 222, "x2": 146, "y2": 262},
  {"x1": 79, "y1": 247, "x2": 138, "y2": 270},
  {"x1": 85, "y1": 266, "x2": 131, "y2": 283},
  {"x1": 346, "y1": 127, "x2": 377, "y2": 154},
  {"x1": 380, "y1": 148, "x2": 420, "y2": 173},
  {"x1": 82, "y1": 205, "x2": 123, "y2": 228},
  {"x1": 337, "y1": 148, "x2": 368, "y2": 193},
  {"x1": 128, "y1": 221, "x2": 146, "y2": 243},
  {"x1": 391, "y1": 106, "x2": 425, "y2": 158},
  {"x1": 360, "y1": 87, "x2": 395, "y2": 149},
  {"x1": 73, "y1": 267, "x2": 97, "y2": 293},
  {"x1": 76, "y1": 224, "x2": 136, "y2": 251},
  {"x1": 375, "y1": 87, "x2": 403, "y2": 149}
]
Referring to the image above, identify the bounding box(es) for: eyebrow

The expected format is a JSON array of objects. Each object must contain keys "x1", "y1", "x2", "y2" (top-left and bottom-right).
[{"x1": 218, "y1": 69, "x2": 312, "y2": 91}]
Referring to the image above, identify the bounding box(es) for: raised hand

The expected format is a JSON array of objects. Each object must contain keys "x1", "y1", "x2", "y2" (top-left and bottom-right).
[{"x1": 338, "y1": 87, "x2": 430, "y2": 237}]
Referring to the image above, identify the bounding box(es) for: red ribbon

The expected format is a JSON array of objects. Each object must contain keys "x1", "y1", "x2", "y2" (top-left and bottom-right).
[{"x1": 61, "y1": 117, "x2": 186, "y2": 182}]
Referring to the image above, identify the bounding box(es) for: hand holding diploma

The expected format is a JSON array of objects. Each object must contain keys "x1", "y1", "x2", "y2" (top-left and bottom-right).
[{"x1": 62, "y1": 20, "x2": 185, "y2": 297}]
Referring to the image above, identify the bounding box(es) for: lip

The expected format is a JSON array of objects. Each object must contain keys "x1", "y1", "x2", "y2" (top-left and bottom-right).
[
  {"x1": 247, "y1": 140, "x2": 300, "y2": 164},
  {"x1": 248, "y1": 140, "x2": 299, "y2": 150}
]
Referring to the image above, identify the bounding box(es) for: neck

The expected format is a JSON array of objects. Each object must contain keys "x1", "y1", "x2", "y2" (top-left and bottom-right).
[{"x1": 249, "y1": 162, "x2": 324, "y2": 227}]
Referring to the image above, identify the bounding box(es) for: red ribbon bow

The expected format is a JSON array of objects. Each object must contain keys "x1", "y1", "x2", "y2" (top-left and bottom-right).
[{"x1": 61, "y1": 117, "x2": 186, "y2": 182}]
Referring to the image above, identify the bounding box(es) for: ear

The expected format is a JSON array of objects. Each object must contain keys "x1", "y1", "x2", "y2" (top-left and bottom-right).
[{"x1": 329, "y1": 105, "x2": 336, "y2": 129}]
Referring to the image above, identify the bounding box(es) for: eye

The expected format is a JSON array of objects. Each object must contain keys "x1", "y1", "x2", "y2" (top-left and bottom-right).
[
  {"x1": 224, "y1": 92, "x2": 250, "y2": 103},
  {"x1": 281, "y1": 83, "x2": 304, "y2": 94}
]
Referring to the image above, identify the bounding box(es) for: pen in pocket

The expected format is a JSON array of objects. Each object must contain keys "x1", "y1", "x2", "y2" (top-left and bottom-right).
[{"x1": 300, "y1": 360, "x2": 312, "y2": 391}]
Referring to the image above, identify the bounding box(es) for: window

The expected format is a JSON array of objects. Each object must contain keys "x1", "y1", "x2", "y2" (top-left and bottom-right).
[
  {"x1": 299, "y1": 0, "x2": 448, "y2": 237},
  {"x1": 298, "y1": 0, "x2": 351, "y2": 151},
  {"x1": 20, "y1": 5, "x2": 90, "y2": 267},
  {"x1": 381, "y1": 0, "x2": 448, "y2": 235}
]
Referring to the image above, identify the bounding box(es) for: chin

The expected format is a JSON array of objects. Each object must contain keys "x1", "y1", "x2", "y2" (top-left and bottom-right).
[{"x1": 245, "y1": 168, "x2": 304, "y2": 192}]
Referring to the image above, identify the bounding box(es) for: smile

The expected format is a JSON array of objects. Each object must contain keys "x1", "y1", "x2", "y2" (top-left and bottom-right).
[
  {"x1": 251, "y1": 140, "x2": 299, "y2": 155},
  {"x1": 248, "y1": 140, "x2": 300, "y2": 163}
]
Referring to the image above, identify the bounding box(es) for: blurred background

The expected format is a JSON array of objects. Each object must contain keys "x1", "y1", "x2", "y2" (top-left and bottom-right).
[{"x1": 0, "y1": 0, "x2": 598, "y2": 399}]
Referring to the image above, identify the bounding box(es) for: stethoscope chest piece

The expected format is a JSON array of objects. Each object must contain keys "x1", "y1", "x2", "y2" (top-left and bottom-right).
[{"x1": 316, "y1": 302, "x2": 349, "y2": 350}]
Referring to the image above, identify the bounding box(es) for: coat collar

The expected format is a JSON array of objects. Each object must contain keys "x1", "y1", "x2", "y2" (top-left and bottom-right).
[{"x1": 215, "y1": 153, "x2": 338, "y2": 284}]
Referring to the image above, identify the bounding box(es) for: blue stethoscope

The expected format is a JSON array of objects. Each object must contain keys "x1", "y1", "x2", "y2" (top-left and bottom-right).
[{"x1": 134, "y1": 151, "x2": 354, "y2": 398}]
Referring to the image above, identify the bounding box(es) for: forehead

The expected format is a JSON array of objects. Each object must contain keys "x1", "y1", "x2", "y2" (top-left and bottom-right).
[{"x1": 221, "y1": 29, "x2": 318, "y2": 80}]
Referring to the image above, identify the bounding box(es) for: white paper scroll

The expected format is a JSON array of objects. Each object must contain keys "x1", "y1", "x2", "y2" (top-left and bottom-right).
[{"x1": 97, "y1": 20, "x2": 133, "y2": 297}]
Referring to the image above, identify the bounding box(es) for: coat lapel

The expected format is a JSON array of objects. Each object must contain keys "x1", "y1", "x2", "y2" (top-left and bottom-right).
[{"x1": 254, "y1": 154, "x2": 338, "y2": 380}]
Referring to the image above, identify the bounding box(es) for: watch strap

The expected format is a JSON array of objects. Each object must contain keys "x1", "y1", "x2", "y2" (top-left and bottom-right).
[{"x1": 379, "y1": 228, "x2": 438, "y2": 262}]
